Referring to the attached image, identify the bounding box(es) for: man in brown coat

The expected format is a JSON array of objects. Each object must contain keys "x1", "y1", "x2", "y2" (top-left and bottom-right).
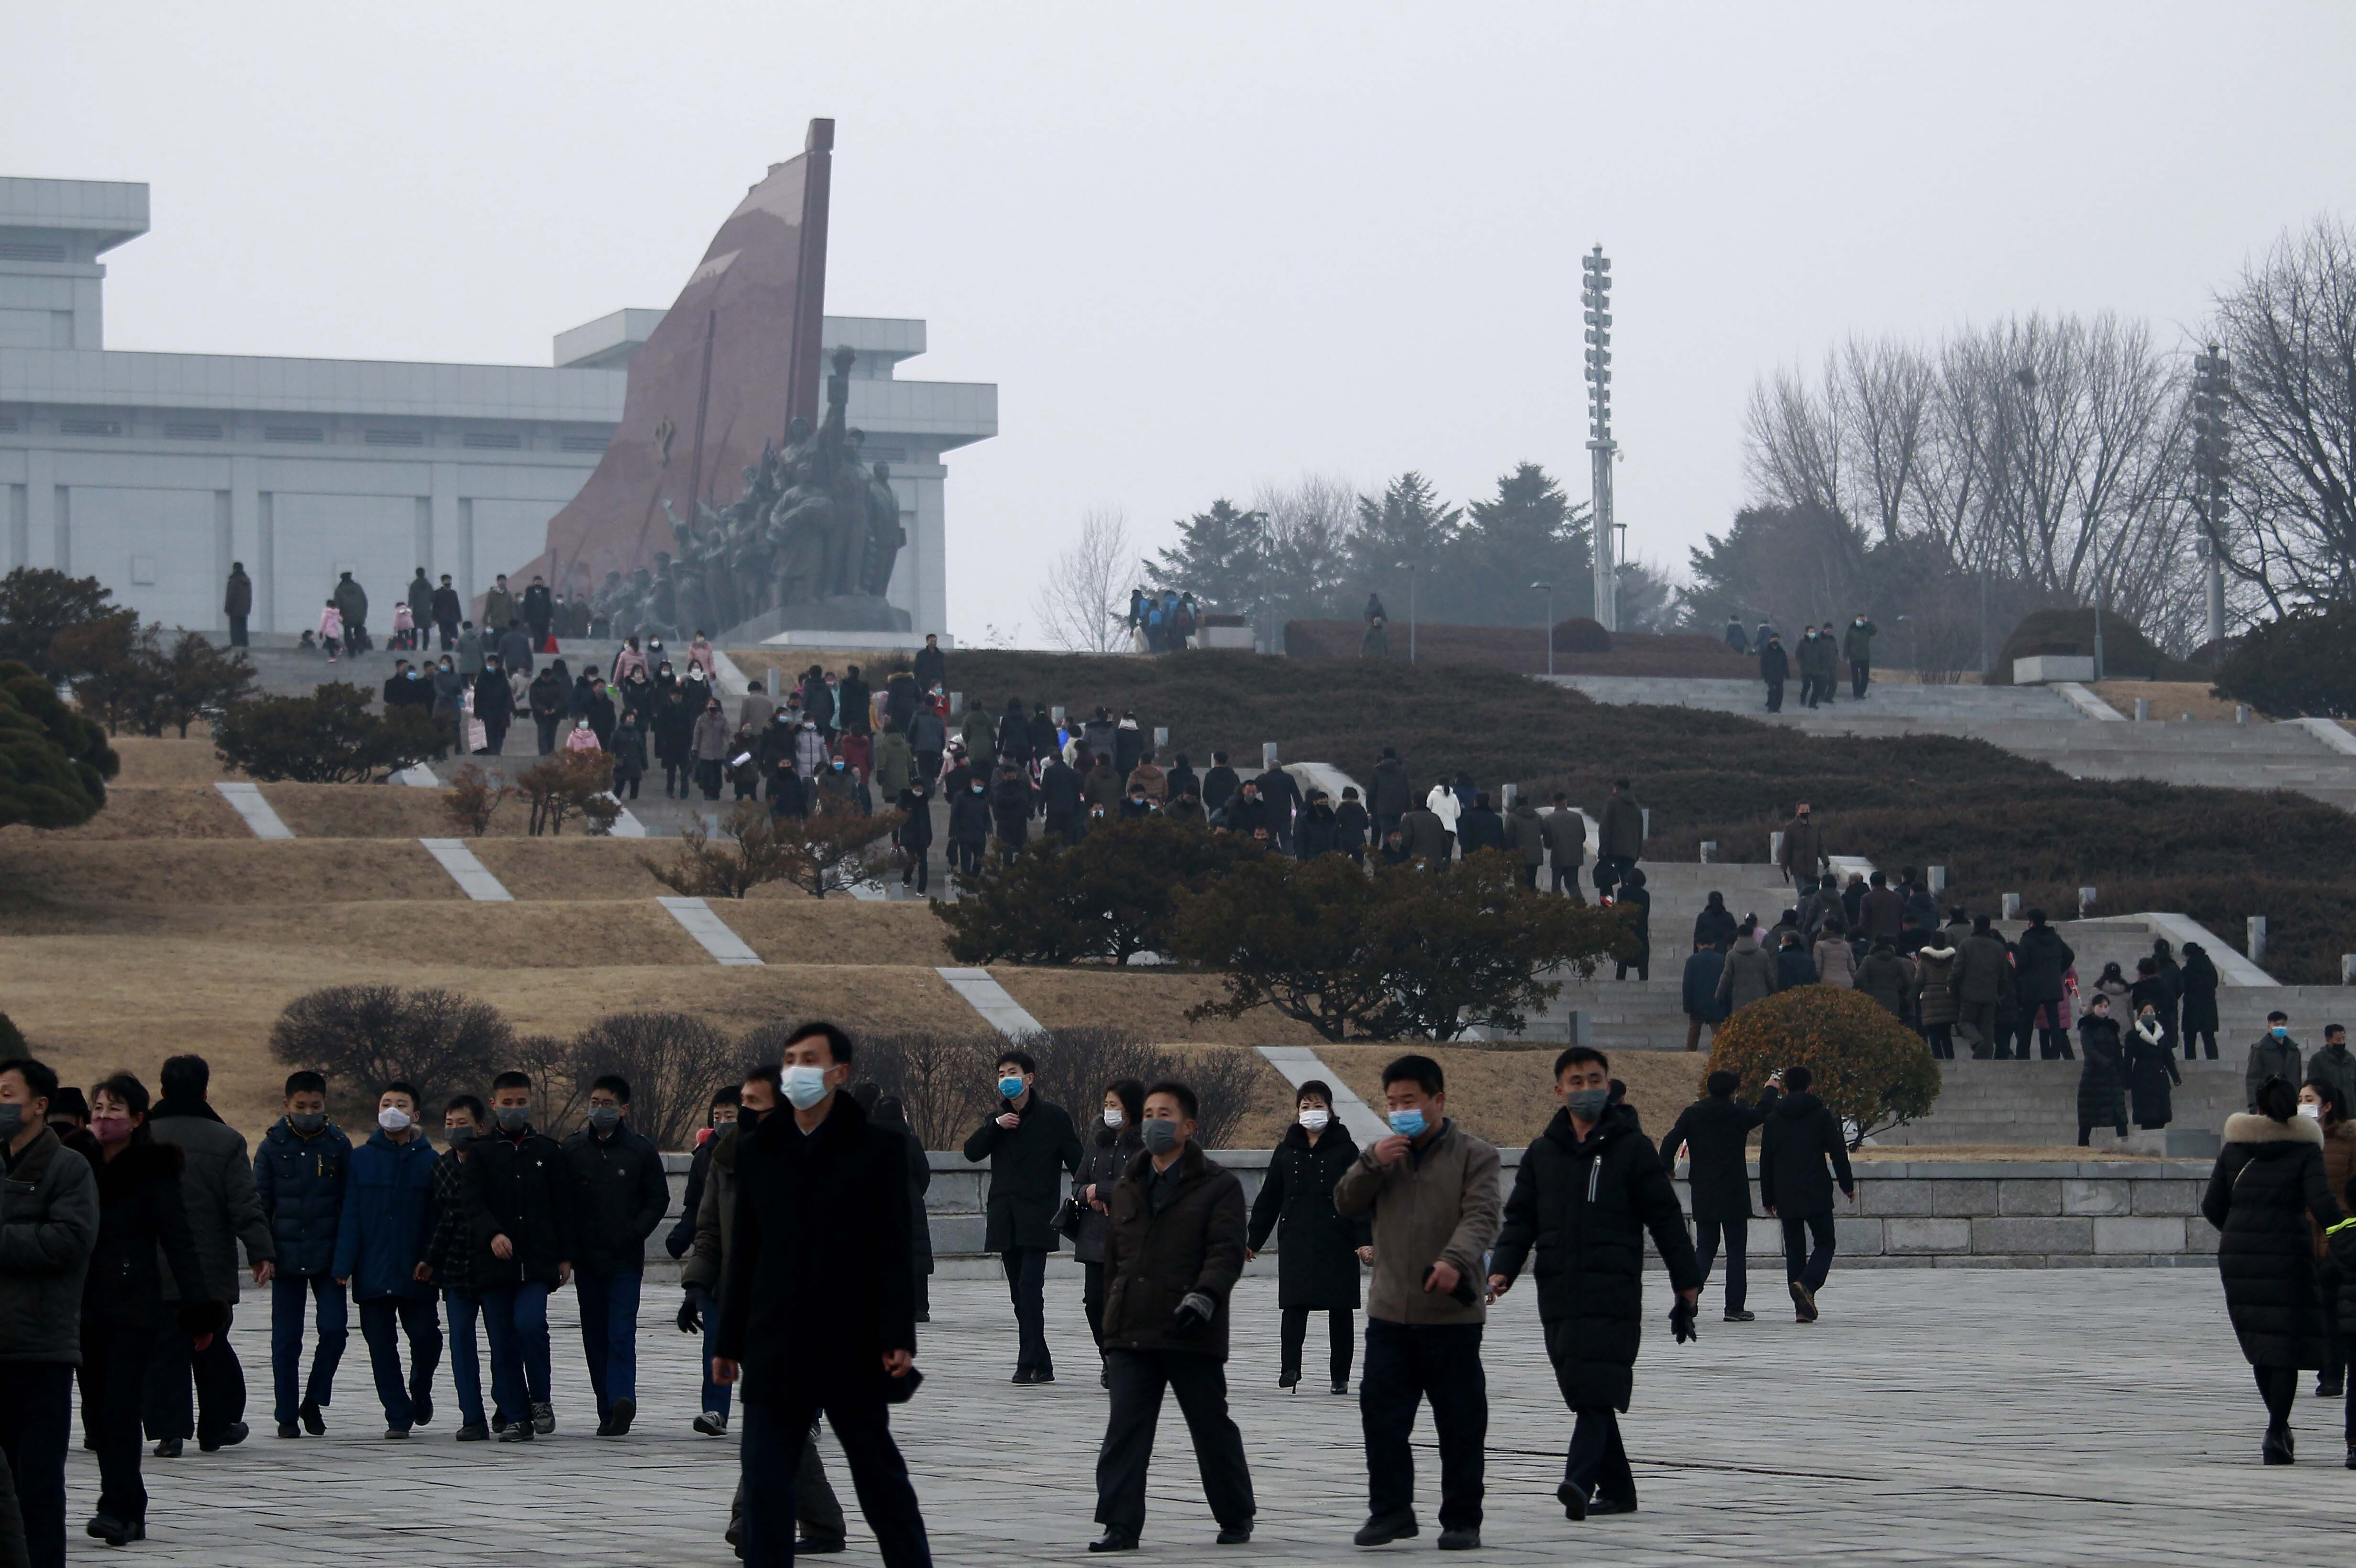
[
  {"x1": 1539, "y1": 793, "x2": 1586, "y2": 897},
  {"x1": 1090, "y1": 1082, "x2": 1253, "y2": 1552},
  {"x1": 1595, "y1": 779, "x2": 1644, "y2": 896},
  {"x1": 1776, "y1": 803, "x2": 1824, "y2": 886}
]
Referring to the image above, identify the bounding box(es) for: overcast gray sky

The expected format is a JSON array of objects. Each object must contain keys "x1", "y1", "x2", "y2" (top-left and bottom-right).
[{"x1": 14, "y1": 1, "x2": 2354, "y2": 643}]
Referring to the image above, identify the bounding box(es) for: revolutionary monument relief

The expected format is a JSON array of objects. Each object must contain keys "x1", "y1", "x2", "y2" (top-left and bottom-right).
[{"x1": 517, "y1": 118, "x2": 912, "y2": 640}]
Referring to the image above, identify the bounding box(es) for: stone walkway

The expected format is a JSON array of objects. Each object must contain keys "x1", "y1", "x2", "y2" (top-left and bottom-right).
[{"x1": 76, "y1": 1270, "x2": 2349, "y2": 1564}]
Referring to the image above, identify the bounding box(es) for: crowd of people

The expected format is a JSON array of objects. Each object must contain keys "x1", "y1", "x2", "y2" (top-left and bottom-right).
[{"x1": 1732, "y1": 613, "x2": 1878, "y2": 711}]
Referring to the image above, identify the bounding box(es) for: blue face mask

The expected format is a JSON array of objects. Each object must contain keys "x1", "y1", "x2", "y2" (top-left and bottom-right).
[
  {"x1": 2273, "y1": 1025, "x2": 2289, "y2": 1039},
  {"x1": 1388, "y1": 1107, "x2": 1427, "y2": 1139},
  {"x1": 998, "y1": 1075, "x2": 1025, "y2": 1100}
]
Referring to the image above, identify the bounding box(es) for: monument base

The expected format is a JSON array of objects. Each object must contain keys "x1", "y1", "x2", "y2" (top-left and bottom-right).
[{"x1": 720, "y1": 595, "x2": 914, "y2": 647}]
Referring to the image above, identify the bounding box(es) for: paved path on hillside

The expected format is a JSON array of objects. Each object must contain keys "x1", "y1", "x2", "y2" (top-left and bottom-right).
[{"x1": 84, "y1": 1270, "x2": 2343, "y2": 1565}]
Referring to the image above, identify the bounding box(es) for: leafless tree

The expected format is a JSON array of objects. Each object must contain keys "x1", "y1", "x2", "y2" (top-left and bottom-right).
[
  {"x1": 1033, "y1": 507, "x2": 1141, "y2": 652},
  {"x1": 2210, "y1": 214, "x2": 2356, "y2": 610},
  {"x1": 1838, "y1": 336, "x2": 1933, "y2": 544},
  {"x1": 1251, "y1": 473, "x2": 1355, "y2": 628}
]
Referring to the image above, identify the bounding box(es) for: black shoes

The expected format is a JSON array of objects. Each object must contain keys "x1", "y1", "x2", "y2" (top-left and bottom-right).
[
  {"x1": 456, "y1": 1422, "x2": 490, "y2": 1442},
  {"x1": 798, "y1": 1534, "x2": 847, "y2": 1555},
  {"x1": 694, "y1": 1410, "x2": 729, "y2": 1436},
  {"x1": 384, "y1": 1427, "x2": 411, "y2": 1440},
  {"x1": 1558, "y1": 1482, "x2": 1588, "y2": 1521},
  {"x1": 1089, "y1": 1528, "x2": 1140, "y2": 1553},
  {"x1": 199, "y1": 1421, "x2": 247, "y2": 1452},
  {"x1": 1332, "y1": 1380, "x2": 1350, "y2": 1396},
  {"x1": 87, "y1": 1512, "x2": 144, "y2": 1546},
  {"x1": 531, "y1": 1401, "x2": 555, "y2": 1434},
  {"x1": 1353, "y1": 1514, "x2": 1418, "y2": 1546},
  {"x1": 1217, "y1": 1525, "x2": 1254, "y2": 1544},
  {"x1": 2321, "y1": 1376, "x2": 2345, "y2": 1398},
  {"x1": 1278, "y1": 1370, "x2": 1301, "y2": 1391},
  {"x1": 2344, "y1": 1443, "x2": 2356, "y2": 1470},
  {"x1": 1011, "y1": 1367, "x2": 1056, "y2": 1385},
  {"x1": 1589, "y1": 1495, "x2": 1637, "y2": 1516},
  {"x1": 498, "y1": 1422, "x2": 534, "y2": 1443},
  {"x1": 604, "y1": 1397, "x2": 637, "y2": 1436},
  {"x1": 2263, "y1": 1423, "x2": 2295, "y2": 1465},
  {"x1": 412, "y1": 1389, "x2": 434, "y2": 1427},
  {"x1": 1723, "y1": 1310, "x2": 1756, "y2": 1323},
  {"x1": 1790, "y1": 1281, "x2": 1819, "y2": 1323},
  {"x1": 298, "y1": 1399, "x2": 326, "y2": 1436},
  {"x1": 275, "y1": 1422, "x2": 301, "y2": 1439},
  {"x1": 1436, "y1": 1528, "x2": 1482, "y2": 1550},
  {"x1": 153, "y1": 1438, "x2": 181, "y2": 1459}
]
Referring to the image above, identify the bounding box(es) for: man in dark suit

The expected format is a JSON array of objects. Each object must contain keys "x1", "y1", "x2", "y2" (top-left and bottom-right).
[{"x1": 1656, "y1": 1071, "x2": 1782, "y2": 1321}]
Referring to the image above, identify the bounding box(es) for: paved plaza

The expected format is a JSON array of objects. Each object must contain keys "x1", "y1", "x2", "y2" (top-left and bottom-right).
[{"x1": 70, "y1": 1268, "x2": 2350, "y2": 1565}]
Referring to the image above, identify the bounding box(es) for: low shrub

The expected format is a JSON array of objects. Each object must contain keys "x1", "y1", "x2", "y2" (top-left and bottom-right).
[
  {"x1": 1552, "y1": 616, "x2": 1612, "y2": 653},
  {"x1": 645, "y1": 798, "x2": 900, "y2": 898},
  {"x1": 1, "y1": 658, "x2": 116, "y2": 830},
  {"x1": 1706, "y1": 987, "x2": 1941, "y2": 1147},
  {"x1": 1989, "y1": 606, "x2": 2202, "y2": 684},
  {"x1": 516, "y1": 751, "x2": 620, "y2": 835},
  {"x1": 931, "y1": 815, "x2": 1250, "y2": 964},
  {"x1": 212, "y1": 682, "x2": 449, "y2": 784},
  {"x1": 441, "y1": 763, "x2": 514, "y2": 837},
  {"x1": 2212, "y1": 603, "x2": 2356, "y2": 718},
  {"x1": 267, "y1": 985, "x2": 514, "y2": 1121}
]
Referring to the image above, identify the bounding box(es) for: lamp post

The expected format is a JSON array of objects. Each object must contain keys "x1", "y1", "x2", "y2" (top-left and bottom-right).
[
  {"x1": 1532, "y1": 581, "x2": 1555, "y2": 676},
  {"x1": 1580, "y1": 245, "x2": 1617, "y2": 632},
  {"x1": 2192, "y1": 345, "x2": 2233, "y2": 646},
  {"x1": 1396, "y1": 561, "x2": 1420, "y2": 665}
]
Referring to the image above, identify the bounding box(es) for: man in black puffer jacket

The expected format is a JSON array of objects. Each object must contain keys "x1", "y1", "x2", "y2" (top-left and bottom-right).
[
  {"x1": 1491, "y1": 1047, "x2": 1701, "y2": 1521},
  {"x1": 559, "y1": 1074, "x2": 669, "y2": 1438},
  {"x1": 1657, "y1": 1071, "x2": 1782, "y2": 1321},
  {"x1": 463, "y1": 1072, "x2": 574, "y2": 1442},
  {"x1": 1757, "y1": 1067, "x2": 1855, "y2": 1323}
]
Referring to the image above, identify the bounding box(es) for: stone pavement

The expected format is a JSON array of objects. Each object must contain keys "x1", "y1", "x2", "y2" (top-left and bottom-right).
[{"x1": 76, "y1": 1270, "x2": 2349, "y2": 1565}]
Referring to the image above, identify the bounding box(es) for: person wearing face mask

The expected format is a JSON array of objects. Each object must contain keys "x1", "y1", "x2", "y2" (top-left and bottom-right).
[
  {"x1": 2127, "y1": 1003, "x2": 2181, "y2": 1135},
  {"x1": 463, "y1": 1072, "x2": 574, "y2": 1442},
  {"x1": 1756, "y1": 1067, "x2": 1856, "y2": 1323},
  {"x1": 69, "y1": 1073, "x2": 218, "y2": 1548},
  {"x1": 1332, "y1": 1055, "x2": 1502, "y2": 1552},
  {"x1": 253, "y1": 1071, "x2": 351, "y2": 1439},
  {"x1": 1088, "y1": 1080, "x2": 1255, "y2": 1553},
  {"x1": 472, "y1": 654, "x2": 513, "y2": 755},
  {"x1": 2249, "y1": 1012, "x2": 2304, "y2": 1114},
  {"x1": 330, "y1": 1083, "x2": 443, "y2": 1438},
  {"x1": 422, "y1": 1096, "x2": 491, "y2": 1440},
  {"x1": 1246, "y1": 1083, "x2": 1370, "y2": 1396},
  {"x1": 1774, "y1": 802, "x2": 1824, "y2": 888},
  {"x1": 1069, "y1": 1080, "x2": 1147, "y2": 1377},
  {"x1": 691, "y1": 698, "x2": 732, "y2": 801},
  {"x1": 560, "y1": 1075, "x2": 669, "y2": 1438},
  {"x1": 962, "y1": 1051, "x2": 1084, "y2": 1384},
  {"x1": 1493, "y1": 1047, "x2": 1703, "y2": 1523},
  {"x1": 142, "y1": 1053, "x2": 274, "y2": 1460},
  {"x1": 717, "y1": 1026, "x2": 932, "y2": 1568},
  {"x1": 945, "y1": 771, "x2": 992, "y2": 877},
  {"x1": 894, "y1": 782, "x2": 935, "y2": 894},
  {"x1": 0, "y1": 1055, "x2": 99, "y2": 1568},
  {"x1": 2076, "y1": 997, "x2": 2129, "y2": 1147},
  {"x1": 1842, "y1": 612, "x2": 1877, "y2": 698}
]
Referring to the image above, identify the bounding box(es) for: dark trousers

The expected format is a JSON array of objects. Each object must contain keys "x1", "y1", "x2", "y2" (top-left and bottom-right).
[
  {"x1": 949, "y1": 838, "x2": 984, "y2": 877},
  {"x1": 574, "y1": 1270, "x2": 642, "y2": 1420},
  {"x1": 1798, "y1": 674, "x2": 1820, "y2": 707},
  {"x1": 2256, "y1": 1364, "x2": 2297, "y2": 1427},
  {"x1": 2321, "y1": 1268, "x2": 2344, "y2": 1391},
  {"x1": 227, "y1": 614, "x2": 249, "y2": 647},
  {"x1": 1002, "y1": 1246, "x2": 1051, "y2": 1372},
  {"x1": 437, "y1": 621, "x2": 458, "y2": 650},
  {"x1": 697, "y1": 759, "x2": 723, "y2": 799},
  {"x1": 1696, "y1": 1216, "x2": 1748, "y2": 1315},
  {"x1": 2000, "y1": 1013, "x2": 2036, "y2": 1060},
  {"x1": 0, "y1": 1361, "x2": 70, "y2": 1568},
  {"x1": 2040, "y1": 1027, "x2": 2074, "y2": 1061},
  {"x1": 1850, "y1": 659, "x2": 1870, "y2": 697},
  {"x1": 1955, "y1": 1002, "x2": 1997, "y2": 1058},
  {"x1": 728, "y1": 1425, "x2": 845, "y2": 1544},
  {"x1": 85, "y1": 1321, "x2": 155, "y2": 1525},
  {"x1": 535, "y1": 716, "x2": 560, "y2": 753},
  {"x1": 358, "y1": 1295, "x2": 443, "y2": 1430},
  {"x1": 479, "y1": 1282, "x2": 552, "y2": 1425},
  {"x1": 741, "y1": 1394, "x2": 931, "y2": 1568},
  {"x1": 1280, "y1": 1306, "x2": 1353, "y2": 1387},
  {"x1": 142, "y1": 1301, "x2": 244, "y2": 1442},
  {"x1": 1082, "y1": 1260, "x2": 1107, "y2": 1349},
  {"x1": 1096, "y1": 1349, "x2": 1255, "y2": 1537},
  {"x1": 1781, "y1": 1211, "x2": 1837, "y2": 1293},
  {"x1": 1562, "y1": 1406, "x2": 1634, "y2": 1509},
  {"x1": 1360, "y1": 1318, "x2": 1485, "y2": 1532},
  {"x1": 2186, "y1": 1029, "x2": 2219, "y2": 1061},
  {"x1": 1046, "y1": 812, "x2": 1082, "y2": 846},
  {"x1": 901, "y1": 846, "x2": 930, "y2": 894},
  {"x1": 444, "y1": 1291, "x2": 486, "y2": 1427},
  {"x1": 1926, "y1": 1023, "x2": 1955, "y2": 1060},
  {"x1": 1764, "y1": 679, "x2": 1784, "y2": 712},
  {"x1": 271, "y1": 1274, "x2": 348, "y2": 1424}
]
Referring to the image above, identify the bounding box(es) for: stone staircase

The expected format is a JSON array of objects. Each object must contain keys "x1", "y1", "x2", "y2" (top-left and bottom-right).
[
  {"x1": 1549, "y1": 674, "x2": 2085, "y2": 723},
  {"x1": 1875, "y1": 1060, "x2": 2244, "y2": 1154}
]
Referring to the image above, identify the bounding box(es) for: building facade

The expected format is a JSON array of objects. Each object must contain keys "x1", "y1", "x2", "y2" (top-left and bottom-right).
[{"x1": 0, "y1": 176, "x2": 995, "y2": 637}]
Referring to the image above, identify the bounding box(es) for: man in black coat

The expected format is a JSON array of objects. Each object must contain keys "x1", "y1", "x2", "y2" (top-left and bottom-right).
[
  {"x1": 430, "y1": 574, "x2": 462, "y2": 651},
  {"x1": 1491, "y1": 1047, "x2": 1701, "y2": 1520},
  {"x1": 1201, "y1": 751, "x2": 1239, "y2": 814},
  {"x1": 961, "y1": 1049, "x2": 1083, "y2": 1382},
  {"x1": 715, "y1": 1024, "x2": 931, "y2": 1568},
  {"x1": 473, "y1": 656, "x2": 513, "y2": 755},
  {"x1": 1255, "y1": 763, "x2": 1301, "y2": 853},
  {"x1": 1367, "y1": 748, "x2": 1413, "y2": 841},
  {"x1": 1679, "y1": 940, "x2": 1730, "y2": 1054},
  {"x1": 463, "y1": 1072, "x2": 573, "y2": 1441},
  {"x1": 1759, "y1": 634, "x2": 1788, "y2": 712},
  {"x1": 521, "y1": 576, "x2": 553, "y2": 646},
  {"x1": 560, "y1": 1074, "x2": 669, "y2": 1437},
  {"x1": 1756, "y1": 1067, "x2": 1855, "y2": 1322},
  {"x1": 2015, "y1": 912, "x2": 2076, "y2": 1060},
  {"x1": 1040, "y1": 753, "x2": 1085, "y2": 845},
  {"x1": 1090, "y1": 1082, "x2": 1254, "y2": 1552},
  {"x1": 1657, "y1": 1071, "x2": 1783, "y2": 1321},
  {"x1": 912, "y1": 633, "x2": 946, "y2": 693},
  {"x1": 1455, "y1": 793, "x2": 1506, "y2": 856}
]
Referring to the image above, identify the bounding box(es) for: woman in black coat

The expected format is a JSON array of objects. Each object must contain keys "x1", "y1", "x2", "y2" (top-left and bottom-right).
[
  {"x1": 2202, "y1": 1075, "x2": 2344, "y2": 1463},
  {"x1": 2180, "y1": 942, "x2": 2222, "y2": 1060},
  {"x1": 653, "y1": 688, "x2": 697, "y2": 798},
  {"x1": 2127, "y1": 1003, "x2": 2181, "y2": 1131},
  {"x1": 1069, "y1": 1079, "x2": 1144, "y2": 1375},
  {"x1": 1245, "y1": 1081, "x2": 1370, "y2": 1393},
  {"x1": 73, "y1": 1073, "x2": 219, "y2": 1546},
  {"x1": 2076, "y1": 998, "x2": 2128, "y2": 1146}
]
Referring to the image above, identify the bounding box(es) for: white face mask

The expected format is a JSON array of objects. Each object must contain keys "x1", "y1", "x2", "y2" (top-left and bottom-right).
[
  {"x1": 377, "y1": 1107, "x2": 412, "y2": 1133},
  {"x1": 1299, "y1": 1107, "x2": 1331, "y2": 1131},
  {"x1": 1102, "y1": 1107, "x2": 1125, "y2": 1129},
  {"x1": 2298, "y1": 1102, "x2": 2323, "y2": 1120},
  {"x1": 782, "y1": 1065, "x2": 832, "y2": 1110}
]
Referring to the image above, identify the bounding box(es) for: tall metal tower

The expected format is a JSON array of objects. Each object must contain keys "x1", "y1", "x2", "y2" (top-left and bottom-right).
[
  {"x1": 2191, "y1": 345, "x2": 2233, "y2": 646},
  {"x1": 1581, "y1": 246, "x2": 1617, "y2": 630}
]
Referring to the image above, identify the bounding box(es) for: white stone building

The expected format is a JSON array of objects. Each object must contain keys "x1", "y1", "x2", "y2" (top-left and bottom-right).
[{"x1": 0, "y1": 177, "x2": 995, "y2": 637}]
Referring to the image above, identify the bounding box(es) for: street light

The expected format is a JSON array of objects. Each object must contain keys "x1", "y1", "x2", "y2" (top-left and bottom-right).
[
  {"x1": 1581, "y1": 245, "x2": 1618, "y2": 631},
  {"x1": 1531, "y1": 581, "x2": 1555, "y2": 676},
  {"x1": 2192, "y1": 345, "x2": 2233, "y2": 645},
  {"x1": 1394, "y1": 561, "x2": 1420, "y2": 665}
]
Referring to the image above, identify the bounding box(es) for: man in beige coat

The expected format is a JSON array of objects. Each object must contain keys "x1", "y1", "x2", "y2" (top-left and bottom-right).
[{"x1": 1333, "y1": 1055, "x2": 1502, "y2": 1552}]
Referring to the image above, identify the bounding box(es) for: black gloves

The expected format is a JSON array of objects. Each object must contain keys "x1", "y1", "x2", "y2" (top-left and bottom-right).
[
  {"x1": 176, "y1": 1299, "x2": 230, "y2": 1339},
  {"x1": 1171, "y1": 1290, "x2": 1216, "y2": 1336},
  {"x1": 677, "y1": 1294, "x2": 704, "y2": 1335},
  {"x1": 1669, "y1": 1298, "x2": 1698, "y2": 1345}
]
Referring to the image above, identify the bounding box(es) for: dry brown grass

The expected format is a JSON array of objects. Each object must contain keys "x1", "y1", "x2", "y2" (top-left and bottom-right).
[
  {"x1": 470, "y1": 837, "x2": 704, "y2": 900},
  {"x1": 986, "y1": 968, "x2": 1335, "y2": 1045},
  {"x1": 106, "y1": 729, "x2": 247, "y2": 787},
  {"x1": 2092, "y1": 680, "x2": 2240, "y2": 722},
  {"x1": 1315, "y1": 1045, "x2": 1714, "y2": 1151},
  {"x1": 260, "y1": 782, "x2": 536, "y2": 840},
  {"x1": 0, "y1": 787, "x2": 246, "y2": 842},
  {"x1": 0, "y1": 839, "x2": 460, "y2": 906},
  {"x1": 5, "y1": 946, "x2": 974, "y2": 1141},
  {"x1": 0, "y1": 899, "x2": 707, "y2": 967},
  {"x1": 707, "y1": 901, "x2": 951, "y2": 965}
]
